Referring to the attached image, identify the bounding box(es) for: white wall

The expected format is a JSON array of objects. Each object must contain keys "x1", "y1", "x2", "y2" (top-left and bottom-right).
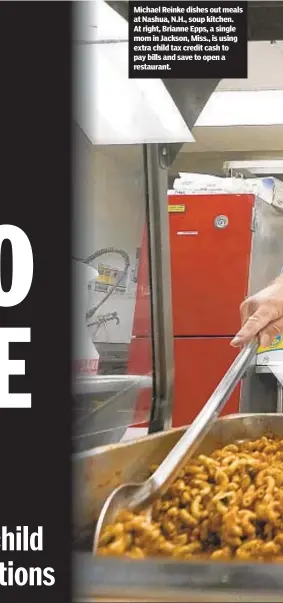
[
  {"x1": 217, "y1": 42, "x2": 283, "y2": 92},
  {"x1": 73, "y1": 127, "x2": 147, "y2": 344}
]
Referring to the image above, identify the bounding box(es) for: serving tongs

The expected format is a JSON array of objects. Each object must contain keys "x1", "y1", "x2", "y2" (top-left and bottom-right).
[{"x1": 93, "y1": 340, "x2": 257, "y2": 553}]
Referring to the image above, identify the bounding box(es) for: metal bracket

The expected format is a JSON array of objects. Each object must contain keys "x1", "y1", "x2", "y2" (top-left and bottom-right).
[{"x1": 158, "y1": 144, "x2": 178, "y2": 170}]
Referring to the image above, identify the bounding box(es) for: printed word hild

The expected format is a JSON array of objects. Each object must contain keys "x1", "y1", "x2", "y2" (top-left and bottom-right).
[{"x1": 0, "y1": 526, "x2": 43, "y2": 551}]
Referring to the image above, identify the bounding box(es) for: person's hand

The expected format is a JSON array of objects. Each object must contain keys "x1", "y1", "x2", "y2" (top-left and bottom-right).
[{"x1": 231, "y1": 276, "x2": 283, "y2": 348}]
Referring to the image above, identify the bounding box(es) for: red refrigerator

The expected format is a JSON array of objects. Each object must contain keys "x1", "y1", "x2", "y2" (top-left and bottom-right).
[{"x1": 129, "y1": 193, "x2": 255, "y2": 427}]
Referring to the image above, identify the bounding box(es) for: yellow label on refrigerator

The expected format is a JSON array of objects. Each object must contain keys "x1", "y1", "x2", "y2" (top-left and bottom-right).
[{"x1": 168, "y1": 204, "x2": 186, "y2": 213}]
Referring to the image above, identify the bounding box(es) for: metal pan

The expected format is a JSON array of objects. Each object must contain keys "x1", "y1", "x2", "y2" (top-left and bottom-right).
[{"x1": 72, "y1": 413, "x2": 283, "y2": 543}]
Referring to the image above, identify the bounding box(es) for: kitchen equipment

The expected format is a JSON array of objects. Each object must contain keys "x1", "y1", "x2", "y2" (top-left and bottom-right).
[
  {"x1": 72, "y1": 259, "x2": 100, "y2": 379},
  {"x1": 129, "y1": 191, "x2": 283, "y2": 428},
  {"x1": 170, "y1": 191, "x2": 283, "y2": 424},
  {"x1": 93, "y1": 340, "x2": 257, "y2": 552}
]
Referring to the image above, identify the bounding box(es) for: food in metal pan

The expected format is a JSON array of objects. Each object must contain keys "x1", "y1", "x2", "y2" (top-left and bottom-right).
[{"x1": 98, "y1": 434, "x2": 283, "y2": 561}]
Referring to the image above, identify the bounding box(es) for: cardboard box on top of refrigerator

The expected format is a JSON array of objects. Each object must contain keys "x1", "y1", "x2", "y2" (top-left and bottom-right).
[{"x1": 169, "y1": 174, "x2": 283, "y2": 210}]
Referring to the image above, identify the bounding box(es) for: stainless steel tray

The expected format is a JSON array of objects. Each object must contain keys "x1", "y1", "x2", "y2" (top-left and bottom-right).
[
  {"x1": 72, "y1": 413, "x2": 283, "y2": 539},
  {"x1": 73, "y1": 553, "x2": 283, "y2": 602},
  {"x1": 73, "y1": 414, "x2": 283, "y2": 601}
]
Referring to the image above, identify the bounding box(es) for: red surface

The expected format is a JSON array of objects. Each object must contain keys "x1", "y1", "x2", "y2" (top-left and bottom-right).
[
  {"x1": 172, "y1": 338, "x2": 240, "y2": 427},
  {"x1": 128, "y1": 336, "x2": 152, "y2": 426},
  {"x1": 169, "y1": 194, "x2": 254, "y2": 336},
  {"x1": 129, "y1": 194, "x2": 255, "y2": 428}
]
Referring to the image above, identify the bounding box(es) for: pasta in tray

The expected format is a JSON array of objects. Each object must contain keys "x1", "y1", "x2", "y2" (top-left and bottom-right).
[{"x1": 97, "y1": 434, "x2": 283, "y2": 562}]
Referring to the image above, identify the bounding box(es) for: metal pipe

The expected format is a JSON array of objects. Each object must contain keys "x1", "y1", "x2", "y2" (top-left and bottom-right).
[
  {"x1": 144, "y1": 144, "x2": 174, "y2": 433},
  {"x1": 73, "y1": 375, "x2": 152, "y2": 396}
]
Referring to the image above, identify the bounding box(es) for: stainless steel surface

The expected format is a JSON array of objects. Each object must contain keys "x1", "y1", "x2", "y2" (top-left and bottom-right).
[
  {"x1": 145, "y1": 145, "x2": 174, "y2": 433},
  {"x1": 93, "y1": 341, "x2": 257, "y2": 551},
  {"x1": 74, "y1": 375, "x2": 152, "y2": 396},
  {"x1": 73, "y1": 381, "x2": 151, "y2": 452},
  {"x1": 74, "y1": 553, "x2": 283, "y2": 602},
  {"x1": 270, "y1": 365, "x2": 283, "y2": 388},
  {"x1": 106, "y1": 2, "x2": 220, "y2": 163},
  {"x1": 257, "y1": 366, "x2": 283, "y2": 413},
  {"x1": 74, "y1": 414, "x2": 283, "y2": 601},
  {"x1": 277, "y1": 383, "x2": 283, "y2": 413},
  {"x1": 73, "y1": 413, "x2": 283, "y2": 539},
  {"x1": 241, "y1": 366, "x2": 278, "y2": 414},
  {"x1": 162, "y1": 79, "x2": 220, "y2": 134},
  {"x1": 240, "y1": 197, "x2": 283, "y2": 413},
  {"x1": 256, "y1": 365, "x2": 273, "y2": 374},
  {"x1": 247, "y1": 199, "x2": 283, "y2": 297},
  {"x1": 254, "y1": 366, "x2": 283, "y2": 414}
]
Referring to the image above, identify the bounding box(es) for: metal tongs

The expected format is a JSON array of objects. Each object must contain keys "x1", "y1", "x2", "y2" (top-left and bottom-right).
[{"x1": 94, "y1": 340, "x2": 258, "y2": 553}]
